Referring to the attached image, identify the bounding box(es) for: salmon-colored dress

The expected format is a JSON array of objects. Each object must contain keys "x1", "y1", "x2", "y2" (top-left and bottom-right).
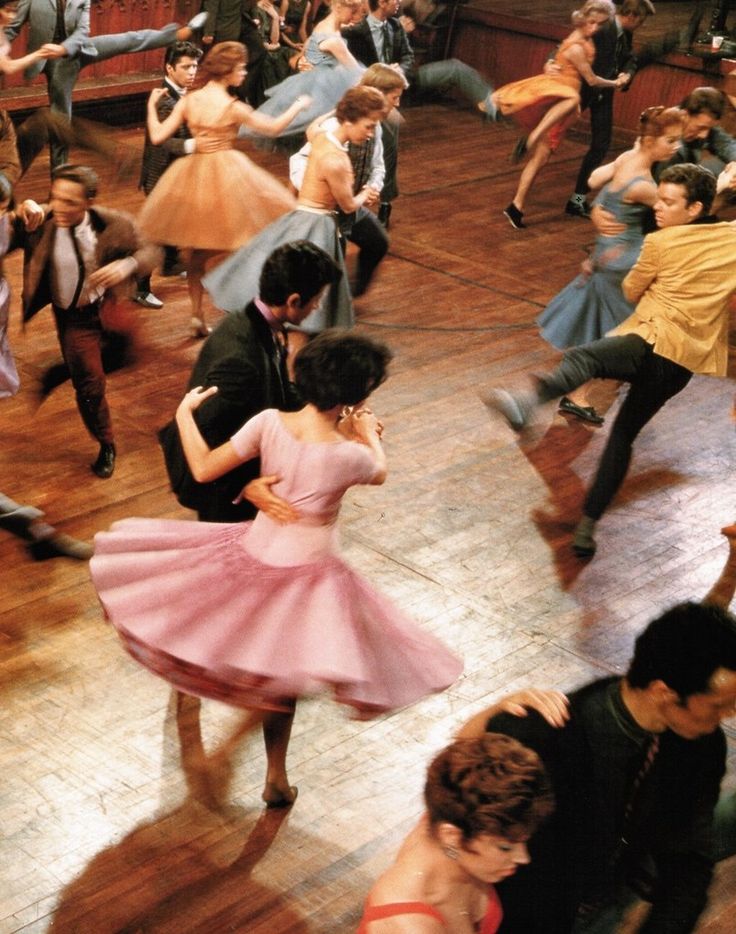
[
  {"x1": 493, "y1": 35, "x2": 594, "y2": 150},
  {"x1": 139, "y1": 93, "x2": 295, "y2": 251}
]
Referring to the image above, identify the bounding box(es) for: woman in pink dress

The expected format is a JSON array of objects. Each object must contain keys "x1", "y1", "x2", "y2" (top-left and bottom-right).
[
  {"x1": 358, "y1": 733, "x2": 554, "y2": 933},
  {"x1": 91, "y1": 331, "x2": 462, "y2": 807},
  {"x1": 492, "y1": 0, "x2": 625, "y2": 229}
]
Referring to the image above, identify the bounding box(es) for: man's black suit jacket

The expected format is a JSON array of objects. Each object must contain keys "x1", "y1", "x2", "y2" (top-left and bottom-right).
[
  {"x1": 581, "y1": 17, "x2": 636, "y2": 108},
  {"x1": 343, "y1": 16, "x2": 414, "y2": 74},
  {"x1": 159, "y1": 302, "x2": 299, "y2": 523}
]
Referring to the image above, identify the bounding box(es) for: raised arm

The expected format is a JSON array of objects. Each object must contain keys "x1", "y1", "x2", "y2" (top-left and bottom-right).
[
  {"x1": 175, "y1": 387, "x2": 247, "y2": 482},
  {"x1": 0, "y1": 44, "x2": 53, "y2": 76},
  {"x1": 564, "y1": 42, "x2": 622, "y2": 89},
  {"x1": 316, "y1": 33, "x2": 360, "y2": 68},
  {"x1": 456, "y1": 689, "x2": 570, "y2": 739},
  {"x1": 339, "y1": 409, "x2": 387, "y2": 484},
  {"x1": 147, "y1": 90, "x2": 187, "y2": 145},
  {"x1": 236, "y1": 95, "x2": 312, "y2": 137}
]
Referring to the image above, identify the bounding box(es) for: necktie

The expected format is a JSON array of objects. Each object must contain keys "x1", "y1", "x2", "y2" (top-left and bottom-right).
[
  {"x1": 621, "y1": 734, "x2": 660, "y2": 845},
  {"x1": 381, "y1": 22, "x2": 391, "y2": 64},
  {"x1": 53, "y1": 0, "x2": 67, "y2": 43}
]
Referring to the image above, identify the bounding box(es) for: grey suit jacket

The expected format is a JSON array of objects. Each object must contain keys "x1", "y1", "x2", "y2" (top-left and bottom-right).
[{"x1": 6, "y1": 0, "x2": 94, "y2": 77}]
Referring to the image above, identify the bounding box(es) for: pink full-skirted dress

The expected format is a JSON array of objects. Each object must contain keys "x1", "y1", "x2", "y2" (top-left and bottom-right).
[{"x1": 90, "y1": 410, "x2": 462, "y2": 716}]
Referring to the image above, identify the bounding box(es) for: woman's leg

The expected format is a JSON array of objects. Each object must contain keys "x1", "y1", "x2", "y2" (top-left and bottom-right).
[
  {"x1": 527, "y1": 97, "x2": 579, "y2": 151},
  {"x1": 262, "y1": 703, "x2": 298, "y2": 806},
  {"x1": 187, "y1": 249, "x2": 212, "y2": 338},
  {"x1": 511, "y1": 140, "x2": 552, "y2": 212}
]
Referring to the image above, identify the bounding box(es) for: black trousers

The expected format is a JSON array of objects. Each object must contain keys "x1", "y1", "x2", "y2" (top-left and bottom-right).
[
  {"x1": 53, "y1": 303, "x2": 114, "y2": 445},
  {"x1": 537, "y1": 335, "x2": 693, "y2": 520},
  {"x1": 339, "y1": 207, "x2": 389, "y2": 295},
  {"x1": 574, "y1": 89, "x2": 614, "y2": 197}
]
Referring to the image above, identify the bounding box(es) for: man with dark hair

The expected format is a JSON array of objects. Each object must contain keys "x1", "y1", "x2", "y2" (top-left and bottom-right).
[
  {"x1": 486, "y1": 164, "x2": 736, "y2": 557},
  {"x1": 343, "y1": 0, "x2": 495, "y2": 227},
  {"x1": 11, "y1": 163, "x2": 160, "y2": 479},
  {"x1": 653, "y1": 87, "x2": 736, "y2": 180},
  {"x1": 564, "y1": 0, "x2": 654, "y2": 218},
  {"x1": 460, "y1": 601, "x2": 736, "y2": 933},
  {"x1": 136, "y1": 40, "x2": 203, "y2": 308},
  {"x1": 159, "y1": 240, "x2": 341, "y2": 523}
]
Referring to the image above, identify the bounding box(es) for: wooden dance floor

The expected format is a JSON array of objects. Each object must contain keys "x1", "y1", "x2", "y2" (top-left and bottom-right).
[{"x1": 2, "y1": 96, "x2": 736, "y2": 931}]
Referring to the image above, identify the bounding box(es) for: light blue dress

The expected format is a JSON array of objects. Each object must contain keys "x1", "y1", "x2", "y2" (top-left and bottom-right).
[
  {"x1": 250, "y1": 32, "x2": 362, "y2": 137},
  {"x1": 537, "y1": 176, "x2": 652, "y2": 349}
]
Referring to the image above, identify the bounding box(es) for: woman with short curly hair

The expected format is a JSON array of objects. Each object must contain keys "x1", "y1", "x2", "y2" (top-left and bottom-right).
[{"x1": 359, "y1": 734, "x2": 554, "y2": 932}]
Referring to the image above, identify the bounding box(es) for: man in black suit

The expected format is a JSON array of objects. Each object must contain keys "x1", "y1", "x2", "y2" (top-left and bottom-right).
[
  {"x1": 159, "y1": 241, "x2": 341, "y2": 523},
  {"x1": 344, "y1": 0, "x2": 494, "y2": 227},
  {"x1": 565, "y1": 0, "x2": 654, "y2": 218},
  {"x1": 136, "y1": 41, "x2": 202, "y2": 308}
]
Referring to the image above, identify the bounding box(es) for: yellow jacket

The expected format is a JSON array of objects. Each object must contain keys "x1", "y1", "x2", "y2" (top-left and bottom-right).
[{"x1": 614, "y1": 220, "x2": 736, "y2": 376}]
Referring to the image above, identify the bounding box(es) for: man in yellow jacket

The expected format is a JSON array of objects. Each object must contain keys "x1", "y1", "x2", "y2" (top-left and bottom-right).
[{"x1": 486, "y1": 163, "x2": 736, "y2": 557}]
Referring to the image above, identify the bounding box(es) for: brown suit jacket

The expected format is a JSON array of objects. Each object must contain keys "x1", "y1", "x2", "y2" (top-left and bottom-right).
[{"x1": 11, "y1": 205, "x2": 160, "y2": 323}]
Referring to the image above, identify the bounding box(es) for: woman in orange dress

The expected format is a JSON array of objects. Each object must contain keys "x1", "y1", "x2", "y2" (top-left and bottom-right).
[
  {"x1": 140, "y1": 41, "x2": 311, "y2": 337},
  {"x1": 493, "y1": 0, "x2": 625, "y2": 229}
]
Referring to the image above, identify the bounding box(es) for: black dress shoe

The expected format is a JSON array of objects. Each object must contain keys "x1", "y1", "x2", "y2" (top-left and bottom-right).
[
  {"x1": 564, "y1": 199, "x2": 591, "y2": 218},
  {"x1": 377, "y1": 202, "x2": 392, "y2": 229},
  {"x1": 503, "y1": 203, "x2": 526, "y2": 229},
  {"x1": 558, "y1": 396, "x2": 604, "y2": 425},
  {"x1": 30, "y1": 533, "x2": 94, "y2": 561},
  {"x1": 92, "y1": 443, "x2": 116, "y2": 479}
]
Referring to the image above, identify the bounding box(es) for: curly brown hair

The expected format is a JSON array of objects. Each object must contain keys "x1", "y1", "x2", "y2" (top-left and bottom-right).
[
  {"x1": 202, "y1": 41, "x2": 247, "y2": 78},
  {"x1": 336, "y1": 87, "x2": 386, "y2": 124},
  {"x1": 425, "y1": 734, "x2": 554, "y2": 843}
]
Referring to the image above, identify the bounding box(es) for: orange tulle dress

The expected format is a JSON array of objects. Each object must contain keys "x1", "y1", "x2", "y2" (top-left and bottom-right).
[
  {"x1": 138, "y1": 93, "x2": 296, "y2": 252},
  {"x1": 493, "y1": 35, "x2": 593, "y2": 150}
]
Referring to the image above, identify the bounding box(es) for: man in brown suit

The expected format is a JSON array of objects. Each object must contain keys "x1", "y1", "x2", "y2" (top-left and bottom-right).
[
  {"x1": 486, "y1": 164, "x2": 736, "y2": 557},
  {"x1": 11, "y1": 164, "x2": 160, "y2": 478}
]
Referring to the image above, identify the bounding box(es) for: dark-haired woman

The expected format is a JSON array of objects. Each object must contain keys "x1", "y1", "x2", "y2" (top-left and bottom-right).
[
  {"x1": 138, "y1": 40, "x2": 311, "y2": 337},
  {"x1": 205, "y1": 84, "x2": 386, "y2": 335},
  {"x1": 359, "y1": 734, "x2": 553, "y2": 933},
  {"x1": 90, "y1": 331, "x2": 462, "y2": 807}
]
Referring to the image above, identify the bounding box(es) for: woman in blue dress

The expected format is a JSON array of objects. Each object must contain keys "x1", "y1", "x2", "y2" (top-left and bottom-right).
[
  {"x1": 250, "y1": 0, "x2": 365, "y2": 138},
  {"x1": 204, "y1": 85, "x2": 386, "y2": 339},
  {"x1": 537, "y1": 106, "x2": 686, "y2": 423}
]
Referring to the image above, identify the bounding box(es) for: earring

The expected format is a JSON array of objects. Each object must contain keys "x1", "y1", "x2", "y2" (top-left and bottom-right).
[{"x1": 444, "y1": 846, "x2": 458, "y2": 860}]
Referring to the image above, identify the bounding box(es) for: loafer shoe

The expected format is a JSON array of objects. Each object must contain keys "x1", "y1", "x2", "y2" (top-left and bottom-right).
[
  {"x1": 482, "y1": 388, "x2": 535, "y2": 432},
  {"x1": 30, "y1": 533, "x2": 93, "y2": 561},
  {"x1": 572, "y1": 517, "x2": 597, "y2": 557},
  {"x1": 564, "y1": 199, "x2": 591, "y2": 218},
  {"x1": 92, "y1": 443, "x2": 116, "y2": 479},
  {"x1": 135, "y1": 291, "x2": 164, "y2": 309},
  {"x1": 558, "y1": 396, "x2": 604, "y2": 425},
  {"x1": 187, "y1": 11, "x2": 208, "y2": 31}
]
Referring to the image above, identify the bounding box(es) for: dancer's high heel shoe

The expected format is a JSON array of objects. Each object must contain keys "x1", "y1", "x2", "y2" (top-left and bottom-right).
[
  {"x1": 262, "y1": 783, "x2": 298, "y2": 808},
  {"x1": 190, "y1": 317, "x2": 212, "y2": 340}
]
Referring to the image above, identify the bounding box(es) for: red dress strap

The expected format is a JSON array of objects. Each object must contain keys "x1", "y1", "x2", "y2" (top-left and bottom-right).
[
  {"x1": 357, "y1": 901, "x2": 447, "y2": 931},
  {"x1": 481, "y1": 886, "x2": 503, "y2": 934}
]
